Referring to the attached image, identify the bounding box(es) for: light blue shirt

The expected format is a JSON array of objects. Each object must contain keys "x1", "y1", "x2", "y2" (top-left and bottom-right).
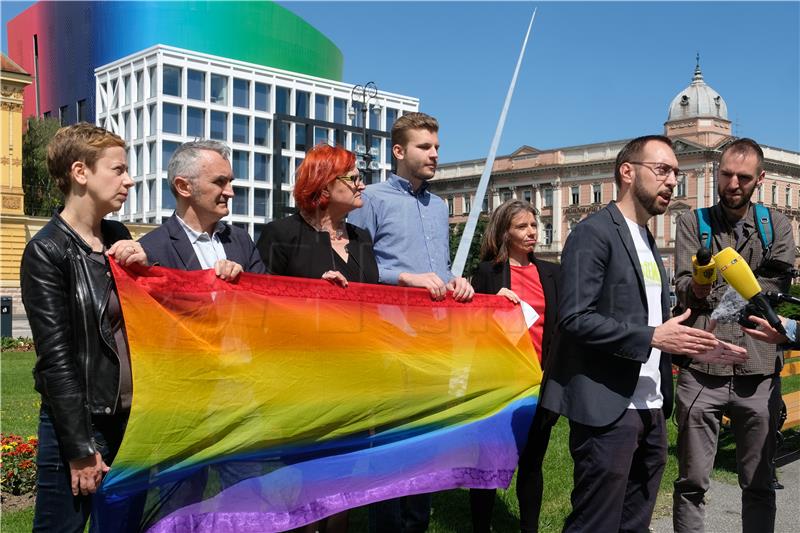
[
  {"x1": 348, "y1": 173, "x2": 454, "y2": 285},
  {"x1": 175, "y1": 215, "x2": 227, "y2": 269}
]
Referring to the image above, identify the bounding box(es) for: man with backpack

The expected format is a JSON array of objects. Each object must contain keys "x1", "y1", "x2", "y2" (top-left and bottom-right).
[{"x1": 673, "y1": 138, "x2": 796, "y2": 533}]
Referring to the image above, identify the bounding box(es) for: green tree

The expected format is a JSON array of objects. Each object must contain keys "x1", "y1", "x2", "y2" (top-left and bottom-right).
[
  {"x1": 22, "y1": 117, "x2": 62, "y2": 216},
  {"x1": 449, "y1": 214, "x2": 489, "y2": 279}
]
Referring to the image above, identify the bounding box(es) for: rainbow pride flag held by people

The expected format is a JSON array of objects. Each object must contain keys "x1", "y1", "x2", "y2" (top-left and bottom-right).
[{"x1": 94, "y1": 263, "x2": 542, "y2": 532}]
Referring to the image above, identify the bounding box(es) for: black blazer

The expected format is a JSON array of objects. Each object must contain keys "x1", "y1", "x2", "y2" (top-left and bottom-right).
[
  {"x1": 471, "y1": 255, "x2": 560, "y2": 369},
  {"x1": 139, "y1": 214, "x2": 266, "y2": 273},
  {"x1": 256, "y1": 213, "x2": 379, "y2": 283},
  {"x1": 540, "y1": 202, "x2": 673, "y2": 427}
]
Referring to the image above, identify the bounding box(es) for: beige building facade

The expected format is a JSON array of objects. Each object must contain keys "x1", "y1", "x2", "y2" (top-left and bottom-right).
[{"x1": 431, "y1": 63, "x2": 800, "y2": 281}]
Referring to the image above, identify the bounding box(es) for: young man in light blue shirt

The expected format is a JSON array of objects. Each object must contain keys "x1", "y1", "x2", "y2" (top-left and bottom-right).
[{"x1": 348, "y1": 112, "x2": 473, "y2": 532}]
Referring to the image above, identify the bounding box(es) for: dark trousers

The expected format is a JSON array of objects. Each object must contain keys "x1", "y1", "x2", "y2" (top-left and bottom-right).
[
  {"x1": 33, "y1": 405, "x2": 139, "y2": 533},
  {"x1": 469, "y1": 407, "x2": 557, "y2": 533},
  {"x1": 368, "y1": 493, "x2": 432, "y2": 533},
  {"x1": 563, "y1": 409, "x2": 667, "y2": 533}
]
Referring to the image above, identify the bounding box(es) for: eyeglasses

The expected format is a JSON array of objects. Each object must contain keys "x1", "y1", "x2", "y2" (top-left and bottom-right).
[
  {"x1": 335, "y1": 173, "x2": 364, "y2": 188},
  {"x1": 628, "y1": 161, "x2": 683, "y2": 180}
]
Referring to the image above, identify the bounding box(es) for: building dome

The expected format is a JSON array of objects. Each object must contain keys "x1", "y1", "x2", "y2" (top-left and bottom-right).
[{"x1": 667, "y1": 58, "x2": 728, "y2": 122}]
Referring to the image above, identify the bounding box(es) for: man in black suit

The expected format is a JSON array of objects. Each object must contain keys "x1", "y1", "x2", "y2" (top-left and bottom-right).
[
  {"x1": 540, "y1": 135, "x2": 747, "y2": 532},
  {"x1": 139, "y1": 140, "x2": 265, "y2": 276}
]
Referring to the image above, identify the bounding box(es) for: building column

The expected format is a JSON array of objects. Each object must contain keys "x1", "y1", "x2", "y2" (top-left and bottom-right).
[{"x1": 552, "y1": 178, "x2": 562, "y2": 247}]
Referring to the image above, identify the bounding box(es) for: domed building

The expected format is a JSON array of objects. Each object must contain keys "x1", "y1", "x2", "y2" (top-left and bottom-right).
[
  {"x1": 431, "y1": 60, "x2": 800, "y2": 277},
  {"x1": 664, "y1": 56, "x2": 732, "y2": 148}
]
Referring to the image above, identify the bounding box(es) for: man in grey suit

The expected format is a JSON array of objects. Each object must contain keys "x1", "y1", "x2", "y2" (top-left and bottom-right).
[
  {"x1": 540, "y1": 135, "x2": 747, "y2": 532},
  {"x1": 139, "y1": 140, "x2": 265, "y2": 276}
]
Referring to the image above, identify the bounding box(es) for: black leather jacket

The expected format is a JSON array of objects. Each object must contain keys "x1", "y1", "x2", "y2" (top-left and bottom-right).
[{"x1": 21, "y1": 213, "x2": 130, "y2": 461}]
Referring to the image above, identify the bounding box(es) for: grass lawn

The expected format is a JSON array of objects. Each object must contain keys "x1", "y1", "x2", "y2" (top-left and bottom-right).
[{"x1": 1, "y1": 351, "x2": 797, "y2": 532}]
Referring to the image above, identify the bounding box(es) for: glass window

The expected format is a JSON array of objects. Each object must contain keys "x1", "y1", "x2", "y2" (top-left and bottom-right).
[
  {"x1": 148, "y1": 142, "x2": 156, "y2": 174},
  {"x1": 254, "y1": 153, "x2": 269, "y2": 182},
  {"x1": 233, "y1": 78, "x2": 249, "y2": 108},
  {"x1": 543, "y1": 187, "x2": 553, "y2": 207},
  {"x1": 187, "y1": 69, "x2": 205, "y2": 101},
  {"x1": 233, "y1": 114, "x2": 249, "y2": 144},
  {"x1": 333, "y1": 97, "x2": 347, "y2": 124},
  {"x1": 523, "y1": 190, "x2": 532, "y2": 203},
  {"x1": 787, "y1": 186, "x2": 792, "y2": 208},
  {"x1": 280, "y1": 122, "x2": 291, "y2": 150},
  {"x1": 295, "y1": 124, "x2": 308, "y2": 152},
  {"x1": 232, "y1": 186, "x2": 249, "y2": 215},
  {"x1": 463, "y1": 195, "x2": 471, "y2": 214},
  {"x1": 447, "y1": 197, "x2": 454, "y2": 216},
  {"x1": 77, "y1": 99, "x2": 88, "y2": 122},
  {"x1": 135, "y1": 71, "x2": 144, "y2": 102},
  {"x1": 162, "y1": 103, "x2": 181, "y2": 134},
  {"x1": 124, "y1": 111, "x2": 132, "y2": 140},
  {"x1": 135, "y1": 108, "x2": 143, "y2": 138},
  {"x1": 295, "y1": 90, "x2": 310, "y2": 118},
  {"x1": 502, "y1": 190, "x2": 513, "y2": 202},
  {"x1": 280, "y1": 156, "x2": 291, "y2": 185},
  {"x1": 254, "y1": 118, "x2": 269, "y2": 147},
  {"x1": 59, "y1": 105, "x2": 70, "y2": 126},
  {"x1": 210, "y1": 74, "x2": 228, "y2": 104},
  {"x1": 149, "y1": 104, "x2": 157, "y2": 136},
  {"x1": 161, "y1": 178, "x2": 176, "y2": 210},
  {"x1": 544, "y1": 224, "x2": 553, "y2": 245},
  {"x1": 134, "y1": 181, "x2": 142, "y2": 214},
  {"x1": 187, "y1": 107, "x2": 205, "y2": 138},
  {"x1": 255, "y1": 82, "x2": 270, "y2": 111},
  {"x1": 676, "y1": 176, "x2": 686, "y2": 197},
  {"x1": 315, "y1": 94, "x2": 328, "y2": 121},
  {"x1": 314, "y1": 127, "x2": 329, "y2": 146},
  {"x1": 369, "y1": 107, "x2": 382, "y2": 130},
  {"x1": 148, "y1": 66, "x2": 157, "y2": 98},
  {"x1": 276, "y1": 87, "x2": 290, "y2": 114},
  {"x1": 254, "y1": 188, "x2": 269, "y2": 217},
  {"x1": 162, "y1": 65, "x2": 181, "y2": 97},
  {"x1": 352, "y1": 102, "x2": 364, "y2": 128},
  {"x1": 772, "y1": 184, "x2": 777, "y2": 205},
  {"x1": 232, "y1": 150, "x2": 249, "y2": 180},
  {"x1": 571, "y1": 186, "x2": 579, "y2": 205},
  {"x1": 135, "y1": 145, "x2": 143, "y2": 177},
  {"x1": 210, "y1": 111, "x2": 227, "y2": 140},
  {"x1": 162, "y1": 141, "x2": 180, "y2": 171},
  {"x1": 385, "y1": 108, "x2": 398, "y2": 132},
  {"x1": 148, "y1": 179, "x2": 157, "y2": 211},
  {"x1": 281, "y1": 190, "x2": 293, "y2": 211},
  {"x1": 123, "y1": 75, "x2": 131, "y2": 105},
  {"x1": 592, "y1": 184, "x2": 602, "y2": 204}
]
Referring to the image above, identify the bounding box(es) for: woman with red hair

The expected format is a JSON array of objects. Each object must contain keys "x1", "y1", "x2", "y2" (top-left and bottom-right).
[{"x1": 257, "y1": 143, "x2": 378, "y2": 286}]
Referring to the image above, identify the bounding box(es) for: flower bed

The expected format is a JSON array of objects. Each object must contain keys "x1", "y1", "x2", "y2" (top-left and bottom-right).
[{"x1": 1, "y1": 434, "x2": 38, "y2": 495}]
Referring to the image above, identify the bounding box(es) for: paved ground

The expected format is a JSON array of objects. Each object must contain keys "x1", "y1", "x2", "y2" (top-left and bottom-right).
[{"x1": 651, "y1": 436, "x2": 800, "y2": 533}]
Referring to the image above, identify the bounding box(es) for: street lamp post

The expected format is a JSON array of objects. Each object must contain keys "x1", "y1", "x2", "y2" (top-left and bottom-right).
[{"x1": 348, "y1": 82, "x2": 382, "y2": 183}]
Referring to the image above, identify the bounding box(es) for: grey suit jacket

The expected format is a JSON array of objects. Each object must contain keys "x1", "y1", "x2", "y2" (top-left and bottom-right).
[{"x1": 540, "y1": 201, "x2": 673, "y2": 427}]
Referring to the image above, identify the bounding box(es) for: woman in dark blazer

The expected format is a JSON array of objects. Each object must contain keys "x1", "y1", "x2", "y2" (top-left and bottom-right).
[
  {"x1": 469, "y1": 200, "x2": 560, "y2": 533},
  {"x1": 257, "y1": 143, "x2": 379, "y2": 287}
]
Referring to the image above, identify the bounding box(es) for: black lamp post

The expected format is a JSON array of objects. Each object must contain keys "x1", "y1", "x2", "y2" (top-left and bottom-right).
[{"x1": 348, "y1": 81, "x2": 382, "y2": 183}]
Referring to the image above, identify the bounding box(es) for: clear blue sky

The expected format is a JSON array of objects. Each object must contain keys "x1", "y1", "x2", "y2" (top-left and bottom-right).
[{"x1": 4, "y1": 1, "x2": 798, "y2": 163}]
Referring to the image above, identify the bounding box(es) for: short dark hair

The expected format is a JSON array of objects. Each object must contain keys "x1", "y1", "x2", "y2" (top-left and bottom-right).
[
  {"x1": 613, "y1": 135, "x2": 673, "y2": 186},
  {"x1": 391, "y1": 112, "x2": 439, "y2": 149},
  {"x1": 719, "y1": 138, "x2": 764, "y2": 174}
]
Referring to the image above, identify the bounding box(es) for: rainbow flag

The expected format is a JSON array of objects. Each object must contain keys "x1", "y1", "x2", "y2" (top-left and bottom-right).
[{"x1": 94, "y1": 263, "x2": 541, "y2": 532}]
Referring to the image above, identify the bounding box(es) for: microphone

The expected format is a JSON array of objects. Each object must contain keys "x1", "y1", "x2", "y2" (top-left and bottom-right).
[
  {"x1": 692, "y1": 246, "x2": 717, "y2": 285},
  {"x1": 714, "y1": 247, "x2": 786, "y2": 335}
]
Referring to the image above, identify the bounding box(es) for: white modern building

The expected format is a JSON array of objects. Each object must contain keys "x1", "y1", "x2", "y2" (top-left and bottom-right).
[{"x1": 95, "y1": 44, "x2": 418, "y2": 240}]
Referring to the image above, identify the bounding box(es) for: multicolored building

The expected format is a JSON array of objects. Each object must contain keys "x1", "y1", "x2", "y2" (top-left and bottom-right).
[{"x1": 7, "y1": 1, "x2": 418, "y2": 238}]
